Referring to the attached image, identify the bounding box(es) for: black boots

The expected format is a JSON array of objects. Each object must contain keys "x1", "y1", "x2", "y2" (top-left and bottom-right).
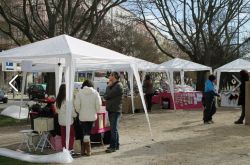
[{"x1": 234, "y1": 120, "x2": 243, "y2": 124}]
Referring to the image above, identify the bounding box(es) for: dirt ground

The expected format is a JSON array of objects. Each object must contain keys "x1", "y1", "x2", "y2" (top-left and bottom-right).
[{"x1": 1, "y1": 107, "x2": 250, "y2": 165}]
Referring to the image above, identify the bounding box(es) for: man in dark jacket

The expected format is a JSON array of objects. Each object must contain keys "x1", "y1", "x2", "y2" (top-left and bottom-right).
[
  {"x1": 235, "y1": 70, "x2": 249, "y2": 124},
  {"x1": 104, "y1": 72, "x2": 123, "y2": 153},
  {"x1": 203, "y1": 75, "x2": 220, "y2": 124}
]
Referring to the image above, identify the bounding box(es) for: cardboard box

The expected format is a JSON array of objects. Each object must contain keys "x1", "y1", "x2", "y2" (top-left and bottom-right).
[
  {"x1": 134, "y1": 95, "x2": 143, "y2": 110},
  {"x1": 104, "y1": 111, "x2": 110, "y2": 127},
  {"x1": 34, "y1": 117, "x2": 54, "y2": 132},
  {"x1": 92, "y1": 112, "x2": 106, "y2": 129},
  {"x1": 98, "y1": 114, "x2": 104, "y2": 129},
  {"x1": 122, "y1": 97, "x2": 132, "y2": 113},
  {"x1": 91, "y1": 111, "x2": 110, "y2": 134}
]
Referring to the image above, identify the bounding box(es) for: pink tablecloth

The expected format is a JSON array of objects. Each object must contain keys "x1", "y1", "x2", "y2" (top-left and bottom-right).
[
  {"x1": 91, "y1": 110, "x2": 110, "y2": 134},
  {"x1": 152, "y1": 91, "x2": 203, "y2": 110}
]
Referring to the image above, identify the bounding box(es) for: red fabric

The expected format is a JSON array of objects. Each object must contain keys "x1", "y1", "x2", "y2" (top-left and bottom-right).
[
  {"x1": 152, "y1": 91, "x2": 203, "y2": 110},
  {"x1": 50, "y1": 135, "x2": 62, "y2": 151},
  {"x1": 91, "y1": 111, "x2": 111, "y2": 134},
  {"x1": 60, "y1": 125, "x2": 75, "y2": 150}
]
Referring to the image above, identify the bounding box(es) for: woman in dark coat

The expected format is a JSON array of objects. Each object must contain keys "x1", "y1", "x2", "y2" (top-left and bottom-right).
[
  {"x1": 143, "y1": 75, "x2": 154, "y2": 112},
  {"x1": 235, "y1": 70, "x2": 249, "y2": 124}
]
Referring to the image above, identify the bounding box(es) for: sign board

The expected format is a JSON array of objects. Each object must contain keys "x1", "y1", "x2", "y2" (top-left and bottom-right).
[
  {"x1": 93, "y1": 77, "x2": 108, "y2": 96},
  {"x1": 2, "y1": 62, "x2": 17, "y2": 71}
]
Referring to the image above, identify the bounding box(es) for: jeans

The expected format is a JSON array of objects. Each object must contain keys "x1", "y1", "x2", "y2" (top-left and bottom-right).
[
  {"x1": 81, "y1": 121, "x2": 94, "y2": 137},
  {"x1": 108, "y1": 111, "x2": 121, "y2": 149}
]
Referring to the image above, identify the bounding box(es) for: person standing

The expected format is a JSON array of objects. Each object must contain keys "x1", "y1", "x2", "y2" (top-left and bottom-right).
[
  {"x1": 235, "y1": 70, "x2": 249, "y2": 124},
  {"x1": 203, "y1": 75, "x2": 220, "y2": 124},
  {"x1": 104, "y1": 72, "x2": 123, "y2": 153},
  {"x1": 74, "y1": 79, "x2": 102, "y2": 156},
  {"x1": 56, "y1": 84, "x2": 77, "y2": 154},
  {"x1": 143, "y1": 75, "x2": 154, "y2": 112}
]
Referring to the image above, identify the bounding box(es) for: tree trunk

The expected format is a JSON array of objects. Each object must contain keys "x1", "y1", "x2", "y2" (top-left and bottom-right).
[{"x1": 196, "y1": 71, "x2": 209, "y2": 91}]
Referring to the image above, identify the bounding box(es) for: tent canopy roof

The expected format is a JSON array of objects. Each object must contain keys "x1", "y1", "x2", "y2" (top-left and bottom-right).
[
  {"x1": 0, "y1": 34, "x2": 133, "y2": 65},
  {"x1": 159, "y1": 58, "x2": 211, "y2": 72},
  {"x1": 28, "y1": 56, "x2": 163, "y2": 73},
  {"x1": 76, "y1": 57, "x2": 163, "y2": 72},
  {"x1": 215, "y1": 59, "x2": 250, "y2": 73}
]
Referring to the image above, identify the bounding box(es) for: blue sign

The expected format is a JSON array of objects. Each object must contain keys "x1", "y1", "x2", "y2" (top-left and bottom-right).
[
  {"x1": 6, "y1": 62, "x2": 14, "y2": 70},
  {"x1": 2, "y1": 61, "x2": 16, "y2": 71}
]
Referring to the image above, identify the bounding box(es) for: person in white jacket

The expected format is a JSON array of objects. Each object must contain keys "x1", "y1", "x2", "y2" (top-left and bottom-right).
[
  {"x1": 56, "y1": 84, "x2": 77, "y2": 153},
  {"x1": 74, "y1": 79, "x2": 102, "y2": 156}
]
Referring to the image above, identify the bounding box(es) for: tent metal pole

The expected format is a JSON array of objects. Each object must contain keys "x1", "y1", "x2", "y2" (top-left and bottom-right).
[
  {"x1": 128, "y1": 70, "x2": 135, "y2": 114},
  {"x1": 130, "y1": 64, "x2": 153, "y2": 140},
  {"x1": 19, "y1": 72, "x2": 27, "y2": 119}
]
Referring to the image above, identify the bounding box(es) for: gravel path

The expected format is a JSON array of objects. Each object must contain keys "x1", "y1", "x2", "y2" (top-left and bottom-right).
[{"x1": 2, "y1": 107, "x2": 250, "y2": 165}]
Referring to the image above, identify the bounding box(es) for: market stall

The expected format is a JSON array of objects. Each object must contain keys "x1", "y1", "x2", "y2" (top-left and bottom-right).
[
  {"x1": 152, "y1": 91, "x2": 203, "y2": 110},
  {"x1": 214, "y1": 58, "x2": 250, "y2": 107},
  {"x1": 0, "y1": 35, "x2": 152, "y2": 163},
  {"x1": 159, "y1": 58, "x2": 212, "y2": 110},
  {"x1": 76, "y1": 57, "x2": 164, "y2": 114}
]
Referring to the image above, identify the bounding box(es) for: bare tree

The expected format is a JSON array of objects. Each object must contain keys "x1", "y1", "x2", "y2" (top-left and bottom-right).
[
  {"x1": 133, "y1": 0, "x2": 250, "y2": 67},
  {"x1": 92, "y1": 21, "x2": 167, "y2": 63},
  {"x1": 240, "y1": 35, "x2": 250, "y2": 55},
  {"x1": 0, "y1": 0, "x2": 126, "y2": 46},
  {"x1": 0, "y1": 0, "x2": 126, "y2": 95}
]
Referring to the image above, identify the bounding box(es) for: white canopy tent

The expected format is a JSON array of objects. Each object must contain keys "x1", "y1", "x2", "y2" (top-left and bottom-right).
[
  {"x1": 75, "y1": 57, "x2": 162, "y2": 72},
  {"x1": 0, "y1": 35, "x2": 153, "y2": 160},
  {"x1": 76, "y1": 57, "x2": 165, "y2": 113},
  {"x1": 214, "y1": 58, "x2": 250, "y2": 91},
  {"x1": 159, "y1": 58, "x2": 212, "y2": 84},
  {"x1": 159, "y1": 58, "x2": 212, "y2": 109},
  {"x1": 28, "y1": 57, "x2": 163, "y2": 113}
]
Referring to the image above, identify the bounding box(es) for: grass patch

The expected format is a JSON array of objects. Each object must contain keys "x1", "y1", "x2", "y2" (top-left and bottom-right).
[
  {"x1": 0, "y1": 156, "x2": 46, "y2": 165},
  {"x1": 0, "y1": 115, "x2": 28, "y2": 127}
]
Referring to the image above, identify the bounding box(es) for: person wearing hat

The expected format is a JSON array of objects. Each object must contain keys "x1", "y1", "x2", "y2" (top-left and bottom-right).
[{"x1": 104, "y1": 72, "x2": 123, "y2": 153}]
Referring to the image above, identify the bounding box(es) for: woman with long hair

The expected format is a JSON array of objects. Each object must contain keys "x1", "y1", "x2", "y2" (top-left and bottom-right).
[
  {"x1": 56, "y1": 84, "x2": 77, "y2": 153},
  {"x1": 74, "y1": 79, "x2": 102, "y2": 156}
]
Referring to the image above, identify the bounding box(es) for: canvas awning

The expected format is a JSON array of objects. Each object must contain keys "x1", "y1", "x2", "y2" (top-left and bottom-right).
[
  {"x1": 159, "y1": 58, "x2": 212, "y2": 109},
  {"x1": 214, "y1": 58, "x2": 250, "y2": 91},
  {"x1": 0, "y1": 35, "x2": 152, "y2": 158}
]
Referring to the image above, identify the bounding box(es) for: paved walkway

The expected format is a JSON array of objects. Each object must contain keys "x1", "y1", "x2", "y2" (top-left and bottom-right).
[{"x1": 7, "y1": 93, "x2": 29, "y2": 100}]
